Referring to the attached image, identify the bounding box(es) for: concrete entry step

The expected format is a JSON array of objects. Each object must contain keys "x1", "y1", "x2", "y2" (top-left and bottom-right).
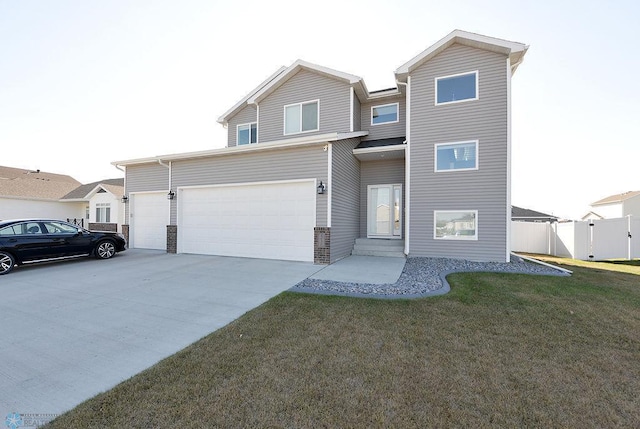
[{"x1": 352, "y1": 238, "x2": 405, "y2": 258}]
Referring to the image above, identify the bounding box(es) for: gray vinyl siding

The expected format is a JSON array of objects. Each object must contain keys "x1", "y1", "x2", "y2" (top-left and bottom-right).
[
  {"x1": 360, "y1": 159, "x2": 405, "y2": 238},
  {"x1": 258, "y1": 69, "x2": 351, "y2": 143},
  {"x1": 408, "y1": 43, "x2": 509, "y2": 262},
  {"x1": 227, "y1": 105, "x2": 257, "y2": 147},
  {"x1": 330, "y1": 138, "x2": 361, "y2": 261},
  {"x1": 352, "y1": 95, "x2": 361, "y2": 131},
  {"x1": 124, "y1": 163, "x2": 169, "y2": 221},
  {"x1": 362, "y1": 96, "x2": 406, "y2": 141},
  {"x1": 169, "y1": 144, "x2": 328, "y2": 226}
]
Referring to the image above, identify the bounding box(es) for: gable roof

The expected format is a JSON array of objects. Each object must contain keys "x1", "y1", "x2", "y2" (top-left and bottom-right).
[
  {"x1": 511, "y1": 205, "x2": 558, "y2": 221},
  {"x1": 581, "y1": 211, "x2": 604, "y2": 221},
  {"x1": 217, "y1": 66, "x2": 287, "y2": 126},
  {"x1": 247, "y1": 59, "x2": 368, "y2": 105},
  {"x1": 395, "y1": 29, "x2": 529, "y2": 80},
  {"x1": 61, "y1": 178, "x2": 125, "y2": 200},
  {"x1": 591, "y1": 190, "x2": 640, "y2": 206},
  {"x1": 0, "y1": 165, "x2": 81, "y2": 200}
]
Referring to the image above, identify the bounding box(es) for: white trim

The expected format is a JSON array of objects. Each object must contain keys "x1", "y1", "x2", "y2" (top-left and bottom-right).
[
  {"x1": 236, "y1": 122, "x2": 258, "y2": 146},
  {"x1": 506, "y1": 57, "x2": 512, "y2": 262},
  {"x1": 327, "y1": 144, "x2": 332, "y2": 228},
  {"x1": 249, "y1": 59, "x2": 362, "y2": 104},
  {"x1": 349, "y1": 87, "x2": 354, "y2": 132},
  {"x1": 352, "y1": 144, "x2": 405, "y2": 156},
  {"x1": 112, "y1": 131, "x2": 369, "y2": 165},
  {"x1": 367, "y1": 89, "x2": 403, "y2": 99},
  {"x1": 435, "y1": 70, "x2": 479, "y2": 106},
  {"x1": 434, "y1": 210, "x2": 478, "y2": 241},
  {"x1": 395, "y1": 29, "x2": 528, "y2": 76},
  {"x1": 283, "y1": 99, "x2": 320, "y2": 136},
  {"x1": 405, "y1": 76, "x2": 411, "y2": 255},
  {"x1": 370, "y1": 102, "x2": 399, "y2": 126},
  {"x1": 256, "y1": 104, "x2": 260, "y2": 144},
  {"x1": 434, "y1": 140, "x2": 479, "y2": 172},
  {"x1": 217, "y1": 66, "x2": 287, "y2": 125}
]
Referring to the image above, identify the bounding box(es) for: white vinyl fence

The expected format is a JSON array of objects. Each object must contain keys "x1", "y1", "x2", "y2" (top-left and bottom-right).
[{"x1": 511, "y1": 216, "x2": 639, "y2": 260}]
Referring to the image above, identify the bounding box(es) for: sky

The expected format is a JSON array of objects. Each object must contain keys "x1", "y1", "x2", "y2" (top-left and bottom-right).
[{"x1": 1, "y1": 0, "x2": 638, "y2": 220}]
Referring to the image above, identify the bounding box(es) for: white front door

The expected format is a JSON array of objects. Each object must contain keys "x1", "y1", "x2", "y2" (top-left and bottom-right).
[{"x1": 367, "y1": 184, "x2": 402, "y2": 238}]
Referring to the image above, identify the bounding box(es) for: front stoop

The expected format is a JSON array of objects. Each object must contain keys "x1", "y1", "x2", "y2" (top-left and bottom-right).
[{"x1": 351, "y1": 238, "x2": 405, "y2": 258}]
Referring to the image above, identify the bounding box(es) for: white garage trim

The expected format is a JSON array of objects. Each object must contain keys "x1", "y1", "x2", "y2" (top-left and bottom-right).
[
  {"x1": 129, "y1": 191, "x2": 170, "y2": 250},
  {"x1": 177, "y1": 179, "x2": 317, "y2": 262}
]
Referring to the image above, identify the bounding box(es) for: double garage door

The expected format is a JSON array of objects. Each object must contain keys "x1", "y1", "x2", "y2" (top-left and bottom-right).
[{"x1": 177, "y1": 181, "x2": 316, "y2": 262}]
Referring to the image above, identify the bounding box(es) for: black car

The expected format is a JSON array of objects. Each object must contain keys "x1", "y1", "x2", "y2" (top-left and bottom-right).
[{"x1": 0, "y1": 219, "x2": 127, "y2": 275}]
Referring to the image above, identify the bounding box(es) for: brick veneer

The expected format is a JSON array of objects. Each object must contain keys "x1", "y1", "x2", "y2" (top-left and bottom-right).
[
  {"x1": 314, "y1": 227, "x2": 330, "y2": 264},
  {"x1": 167, "y1": 225, "x2": 177, "y2": 253},
  {"x1": 88, "y1": 222, "x2": 117, "y2": 232},
  {"x1": 122, "y1": 224, "x2": 129, "y2": 246}
]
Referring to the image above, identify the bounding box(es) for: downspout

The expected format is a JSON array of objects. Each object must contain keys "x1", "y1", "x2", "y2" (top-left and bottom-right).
[
  {"x1": 158, "y1": 159, "x2": 171, "y2": 192},
  {"x1": 396, "y1": 78, "x2": 409, "y2": 256}
]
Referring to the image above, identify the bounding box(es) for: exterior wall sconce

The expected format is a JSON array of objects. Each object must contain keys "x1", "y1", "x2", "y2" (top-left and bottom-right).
[
  {"x1": 121, "y1": 195, "x2": 129, "y2": 203},
  {"x1": 167, "y1": 190, "x2": 175, "y2": 200},
  {"x1": 317, "y1": 181, "x2": 326, "y2": 195}
]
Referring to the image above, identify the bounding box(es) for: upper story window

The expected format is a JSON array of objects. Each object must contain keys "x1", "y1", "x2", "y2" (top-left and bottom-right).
[
  {"x1": 371, "y1": 103, "x2": 399, "y2": 125},
  {"x1": 237, "y1": 122, "x2": 257, "y2": 145},
  {"x1": 435, "y1": 71, "x2": 478, "y2": 105},
  {"x1": 284, "y1": 100, "x2": 319, "y2": 135},
  {"x1": 435, "y1": 140, "x2": 478, "y2": 172},
  {"x1": 96, "y1": 203, "x2": 111, "y2": 223}
]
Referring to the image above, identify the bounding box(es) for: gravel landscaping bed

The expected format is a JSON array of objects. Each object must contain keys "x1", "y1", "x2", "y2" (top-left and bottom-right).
[{"x1": 291, "y1": 255, "x2": 569, "y2": 299}]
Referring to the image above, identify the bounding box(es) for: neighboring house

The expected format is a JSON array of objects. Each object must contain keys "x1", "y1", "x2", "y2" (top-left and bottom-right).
[
  {"x1": 512, "y1": 206, "x2": 558, "y2": 223},
  {"x1": 585, "y1": 190, "x2": 640, "y2": 219},
  {"x1": 113, "y1": 30, "x2": 528, "y2": 263},
  {"x1": 0, "y1": 165, "x2": 84, "y2": 221},
  {"x1": 60, "y1": 178, "x2": 125, "y2": 232}
]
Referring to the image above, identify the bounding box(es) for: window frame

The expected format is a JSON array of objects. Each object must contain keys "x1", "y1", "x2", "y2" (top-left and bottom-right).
[
  {"x1": 434, "y1": 140, "x2": 479, "y2": 172},
  {"x1": 95, "y1": 203, "x2": 111, "y2": 223},
  {"x1": 433, "y1": 210, "x2": 478, "y2": 241},
  {"x1": 370, "y1": 102, "x2": 399, "y2": 126},
  {"x1": 434, "y1": 70, "x2": 479, "y2": 106},
  {"x1": 236, "y1": 122, "x2": 257, "y2": 146},
  {"x1": 283, "y1": 99, "x2": 320, "y2": 135}
]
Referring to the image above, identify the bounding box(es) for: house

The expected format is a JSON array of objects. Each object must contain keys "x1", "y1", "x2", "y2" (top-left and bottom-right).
[
  {"x1": 511, "y1": 206, "x2": 558, "y2": 223},
  {"x1": 0, "y1": 165, "x2": 84, "y2": 221},
  {"x1": 584, "y1": 190, "x2": 640, "y2": 219},
  {"x1": 60, "y1": 178, "x2": 125, "y2": 232},
  {"x1": 113, "y1": 30, "x2": 528, "y2": 263},
  {"x1": 0, "y1": 165, "x2": 126, "y2": 231}
]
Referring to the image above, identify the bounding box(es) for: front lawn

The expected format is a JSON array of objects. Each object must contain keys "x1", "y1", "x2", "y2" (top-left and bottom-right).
[{"x1": 47, "y1": 256, "x2": 640, "y2": 428}]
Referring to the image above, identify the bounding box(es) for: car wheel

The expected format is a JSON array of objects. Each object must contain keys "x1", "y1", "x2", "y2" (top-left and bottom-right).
[
  {"x1": 0, "y1": 251, "x2": 15, "y2": 275},
  {"x1": 95, "y1": 240, "x2": 116, "y2": 259}
]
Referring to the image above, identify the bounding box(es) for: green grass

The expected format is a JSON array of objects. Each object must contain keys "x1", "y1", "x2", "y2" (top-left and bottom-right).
[{"x1": 47, "y1": 256, "x2": 640, "y2": 428}]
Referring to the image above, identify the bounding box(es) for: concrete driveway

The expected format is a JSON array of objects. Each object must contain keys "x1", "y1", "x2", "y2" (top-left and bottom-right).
[{"x1": 0, "y1": 250, "x2": 322, "y2": 417}]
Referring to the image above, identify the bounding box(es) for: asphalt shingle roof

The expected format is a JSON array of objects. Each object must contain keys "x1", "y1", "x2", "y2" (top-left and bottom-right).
[
  {"x1": 61, "y1": 178, "x2": 124, "y2": 200},
  {"x1": 0, "y1": 166, "x2": 81, "y2": 200},
  {"x1": 511, "y1": 205, "x2": 558, "y2": 221},
  {"x1": 591, "y1": 190, "x2": 640, "y2": 206}
]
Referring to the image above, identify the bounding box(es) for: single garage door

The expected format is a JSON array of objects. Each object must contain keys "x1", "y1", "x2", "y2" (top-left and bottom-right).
[
  {"x1": 178, "y1": 180, "x2": 315, "y2": 262},
  {"x1": 131, "y1": 192, "x2": 170, "y2": 250}
]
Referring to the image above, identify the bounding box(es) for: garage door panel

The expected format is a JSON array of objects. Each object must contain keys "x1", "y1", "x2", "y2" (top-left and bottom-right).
[
  {"x1": 132, "y1": 192, "x2": 169, "y2": 250},
  {"x1": 178, "y1": 181, "x2": 315, "y2": 262}
]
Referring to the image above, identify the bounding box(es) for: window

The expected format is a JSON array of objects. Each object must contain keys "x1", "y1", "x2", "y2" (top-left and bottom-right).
[
  {"x1": 435, "y1": 71, "x2": 478, "y2": 105},
  {"x1": 0, "y1": 225, "x2": 19, "y2": 236},
  {"x1": 96, "y1": 203, "x2": 111, "y2": 223},
  {"x1": 435, "y1": 141, "x2": 478, "y2": 172},
  {"x1": 434, "y1": 210, "x2": 478, "y2": 240},
  {"x1": 237, "y1": 122, "x2": 257, "y2": 145},
  {"x1": 284, "y1": 100, "x2": 319, "y2": 135},
  {"x1": 371, "y1": 103, "x2": 399, "y2": 125},
  {"x1": 44, "y1": 221, "x2": 79, "y2": 234}
]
